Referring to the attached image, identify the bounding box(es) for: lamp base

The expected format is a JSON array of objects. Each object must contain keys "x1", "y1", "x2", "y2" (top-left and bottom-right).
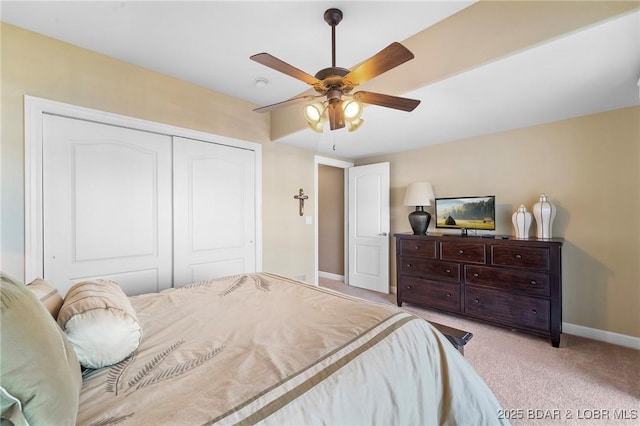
[{"x1": 408, "y1": 207, "x2": 431, "y2": 235}]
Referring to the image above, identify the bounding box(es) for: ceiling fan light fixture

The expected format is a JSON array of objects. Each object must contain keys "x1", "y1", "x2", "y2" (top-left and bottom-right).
[
  {"x1": 343, "y1": 99, "x2": 363, "y2": 121},
  {"x1": 303, "y1": 99, "x2": 364, "y2": 133},
  {"x1": 307, "y1": 120, "x2": 325, "y2": 133},
  {"x1": 303, "y1": 102, "x2": 325, "y2": 124},
  {"x1": 347, "y1": 117, "x2": 364, "y2": 133}
]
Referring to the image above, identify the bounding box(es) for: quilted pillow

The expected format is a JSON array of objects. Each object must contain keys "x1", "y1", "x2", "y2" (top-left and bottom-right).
[
  {"x1": 26, "y1": 278, "x2": 64, "y2": 318},
  {"x1": 57, "y1": 280, "x2": 143, "y2": 369},
  {"x1": 0, "y1": 272, "x2": 81, "y2": 426}
]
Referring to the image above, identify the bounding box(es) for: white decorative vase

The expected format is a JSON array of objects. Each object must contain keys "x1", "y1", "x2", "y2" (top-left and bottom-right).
[
  {"x1": 533, "y1": 193, "x2": 556, "y2": 239},
  {"x1": 512, "y1": 204, "x2": 532, "y2": 239}
]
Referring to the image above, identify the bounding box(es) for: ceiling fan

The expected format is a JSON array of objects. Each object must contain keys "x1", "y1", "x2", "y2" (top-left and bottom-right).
[{"x1": 250, "y1": 8, "x2": 421, "y2": 132}]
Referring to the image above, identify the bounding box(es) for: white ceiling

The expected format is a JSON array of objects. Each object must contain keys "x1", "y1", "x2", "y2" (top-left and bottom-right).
[{"x1": 2, "y1": 1, "x2": 639, "y2": 160}]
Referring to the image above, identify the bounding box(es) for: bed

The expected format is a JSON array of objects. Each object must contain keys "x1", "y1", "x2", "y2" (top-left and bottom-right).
[{"x1": 1, "y1": 272, "x2": 508, "y2": 425}]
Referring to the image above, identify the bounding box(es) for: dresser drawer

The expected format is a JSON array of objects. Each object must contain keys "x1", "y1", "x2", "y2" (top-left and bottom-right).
[
  {"x1": 465, "y1": 265, "x2": 550, "y2": 297},
  {"x1": 441, "y1": 242, "x2": 486, "y2": 264},
  {"x1": 399, "y1": 239, "x2": 436, "y2": 258},
  {"x1": 399, "y1": 258, "x2": 460, "y2": 282},
  {"x1": 491, "y1": 245, "x2": 550, "y2": 270},
  {"x1": 398, "y1": 277, "x2": 460, "y2": 312},
  {"x1": 464, "y1": 287, "x2": 550, "y2": 332}
]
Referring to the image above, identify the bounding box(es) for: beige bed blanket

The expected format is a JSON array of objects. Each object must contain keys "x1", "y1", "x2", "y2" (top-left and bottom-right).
[{"x1": 77, "y1": 273, "x2": 506, "y2": 425}]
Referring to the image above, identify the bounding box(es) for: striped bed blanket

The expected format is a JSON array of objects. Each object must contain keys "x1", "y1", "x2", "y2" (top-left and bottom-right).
[{"x1": 77, "y1": 273, "x2": 506, "y2": 425}]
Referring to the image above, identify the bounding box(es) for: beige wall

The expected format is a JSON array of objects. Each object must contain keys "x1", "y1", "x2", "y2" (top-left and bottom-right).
[
  {"x1": 261, "y1": 142, "x2": 316, "y2": 281},
  {"x1": 318, "y1": 165, "x2": 345, "y2": 276},
  {"x1": 1, "y1": 23, "x2": 317, "y2": 283},
  {"x1": 357, "y1": 106, "x2": 640, "y2": 338}
]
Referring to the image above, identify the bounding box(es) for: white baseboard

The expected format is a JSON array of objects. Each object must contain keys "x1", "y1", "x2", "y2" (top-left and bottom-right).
[
  {"x1": 318, "y1": 271, "x2": 345, "y2": 282},
  {"x1": 563, "y1": 322, "x2": 640, "y2": 350}
]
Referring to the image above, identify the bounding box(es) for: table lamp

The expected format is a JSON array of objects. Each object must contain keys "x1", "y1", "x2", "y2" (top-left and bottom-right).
[{"x1": 403, "y1": 182, "x2": 434, "y2": 235}]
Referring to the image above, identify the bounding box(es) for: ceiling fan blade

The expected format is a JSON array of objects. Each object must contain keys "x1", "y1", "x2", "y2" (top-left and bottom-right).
[
  {"x1": 250, "y1": 53, "x2": 320, "y2": 86},
  {"x1": 253, "y1": 95, "x2": 322, "y2": 113},
  {"x1": 344, "y1": 42, "x2": 415, "y2": 86},
  {"x1": 328, "y1": 101, "x2": 345, "y2": 130},
  {"x1": 354, "y1": 91, "x2": 421, "y2": 112}
]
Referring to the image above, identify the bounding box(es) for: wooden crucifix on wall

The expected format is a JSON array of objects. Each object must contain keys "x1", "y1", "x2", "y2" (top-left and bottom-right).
[{"x1": 293, "y1": 188, "x2": 308, "y2": 216}]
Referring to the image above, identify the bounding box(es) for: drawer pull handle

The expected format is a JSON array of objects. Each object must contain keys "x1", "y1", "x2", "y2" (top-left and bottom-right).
[
  {"x1": 530, "y1": 280, "x2": 537, "y2": 285},
  {"x1": 407, "y1": 285, "x2": 412, "y2": 290},
  {"x1": 458, "y1": 249, "x2": 464, "y2": 254},
  {"x1": 473, "y1": 273, "x2": 479, "y2": 278},
  {"x1": 474, "y1": 298, "x2": 480, "y2": 303},
  {"x1": 445, "y1": 269, "x2": 452, "y2": 274},
  {"x1": 415, "y1": 245, "x2": 420, "y2": 250},
  {"x1": 532, "y1": 309, "x2": 538, "y2": 315},
  {"x1": 446, "y1": 293, "x2": 452, "y2": 297},
  {"x1": 406, "y1": 263, "x2": 412, "y2": 268},
  {"x1": 515, "y1": 254, "x2": 523, "y2": 259}
]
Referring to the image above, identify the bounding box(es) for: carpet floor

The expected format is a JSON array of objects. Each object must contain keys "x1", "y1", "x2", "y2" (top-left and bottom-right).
[{"x1": 319, "y1": 278, "x2": 639, "y2": 426}]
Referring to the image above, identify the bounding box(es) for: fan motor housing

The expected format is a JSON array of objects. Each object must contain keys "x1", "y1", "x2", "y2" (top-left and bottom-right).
[
  {"x1": 314, "y1": 67, "x2": 349, "y2": 81},
  {"x1": 314, "y1": 67, "x2": 354, "y2": 93}
]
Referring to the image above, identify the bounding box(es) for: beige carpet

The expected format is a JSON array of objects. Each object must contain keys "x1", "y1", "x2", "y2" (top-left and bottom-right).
[{"x1": 319, "y1": 278, "x2": 640, "y2": 426}]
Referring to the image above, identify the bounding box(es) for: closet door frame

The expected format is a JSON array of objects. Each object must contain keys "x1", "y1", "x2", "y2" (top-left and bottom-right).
[{"x1": 24, "y1": 95, "x2": 262, "y2": 283}]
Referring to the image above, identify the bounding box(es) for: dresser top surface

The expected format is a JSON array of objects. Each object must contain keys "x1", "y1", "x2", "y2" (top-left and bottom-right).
[{"x1": 394, "y1": 232, "x2": 563, "y2": 246}]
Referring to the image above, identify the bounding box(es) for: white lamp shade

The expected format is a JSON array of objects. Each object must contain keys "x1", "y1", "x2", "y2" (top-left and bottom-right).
[
  {"x1": 303, "y1": 103, "x2": 325, "y2": 124},
  {"x1": 403, "y1": 182, "x2": 434, "y2": 207},
  {"x1": 343, "y1": 100, "x2": 363, "y2": 120},
  {"x1": 347, "y1": 118, "x2": 364, "y2": 132}
]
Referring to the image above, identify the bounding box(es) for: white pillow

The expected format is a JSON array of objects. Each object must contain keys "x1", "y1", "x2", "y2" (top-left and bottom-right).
[{"x1": 57, "y1": 280, "x2": 142, "y2": 369}]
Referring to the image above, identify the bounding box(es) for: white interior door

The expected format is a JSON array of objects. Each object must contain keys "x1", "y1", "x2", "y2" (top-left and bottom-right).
[
  {"x1": 348, "y1": 162, "x2": 390, "y2": 293},
  {"x1": 43, "y1": 115, "x2": 173, "y2": 296},
  {"x1": 172, "y1": 137, "x2": 256, "y2": 287}
]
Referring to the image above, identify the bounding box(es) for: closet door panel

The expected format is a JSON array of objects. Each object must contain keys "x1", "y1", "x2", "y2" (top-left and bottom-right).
[
  {"x1": 73, "y1": 143, "x2": 157, "y2": 260},
  {"x1": 190, "y1": 156, "x2": 244, "y2": 250},
  {"x1": 43, "y1": 115, "x2": 173, "y2": 296},
  {"x1": 189, "y1": 260, "x2": 244, "y2": 284},
  {"x1": 173, "y1": 137, "x2": 256, "y2": 287}
]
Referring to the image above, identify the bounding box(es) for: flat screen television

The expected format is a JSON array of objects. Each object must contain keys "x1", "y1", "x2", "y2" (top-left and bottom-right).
[{"x1": 435, "y1": 195, "x2": 496, "y2": 231}]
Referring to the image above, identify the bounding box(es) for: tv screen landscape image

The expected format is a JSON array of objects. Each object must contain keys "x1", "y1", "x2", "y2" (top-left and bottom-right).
[{"x1": 435, "y1": 196, "x2": 496, "y2": 231}]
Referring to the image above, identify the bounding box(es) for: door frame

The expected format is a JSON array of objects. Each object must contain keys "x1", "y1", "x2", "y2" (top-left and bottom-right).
[
  {"x1": 24, "y1": 95, "x2": 263, "y2": 282},
  {"x1": 313, "y1": 155, "x2": 353, "y2": 285}
]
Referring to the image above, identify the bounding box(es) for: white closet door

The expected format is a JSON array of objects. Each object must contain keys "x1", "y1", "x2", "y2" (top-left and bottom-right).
[
  {"x1": 43, "y1": 115, "x2": 173, "y2": 296},
  {"x1": 173, "y1": 137, "x2": 256, "y2": 287}
]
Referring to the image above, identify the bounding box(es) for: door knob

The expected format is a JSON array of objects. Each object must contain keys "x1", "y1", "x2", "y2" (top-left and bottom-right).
[{"x1": 378, "y1": 232, "x2": 388, "y2": 236}]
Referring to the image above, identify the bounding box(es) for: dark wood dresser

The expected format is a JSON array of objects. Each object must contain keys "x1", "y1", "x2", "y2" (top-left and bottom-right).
[{"x1": 395, "y1": 233, "x2": 563, "y2": 347}]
